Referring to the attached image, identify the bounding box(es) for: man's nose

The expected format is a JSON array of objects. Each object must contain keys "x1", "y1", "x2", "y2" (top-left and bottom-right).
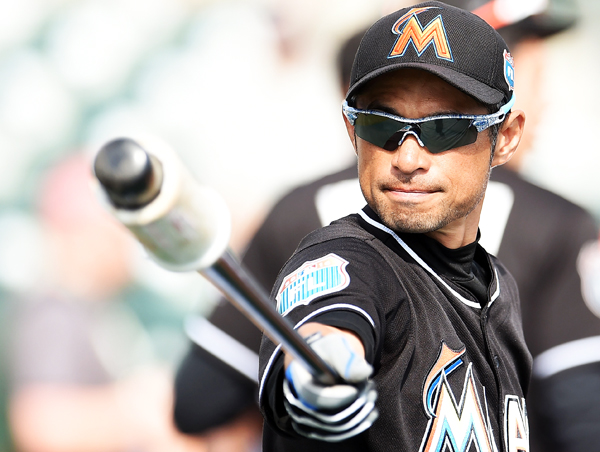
[{"x1": 390, "y1": 131, "x2": 431, "y2": 174}]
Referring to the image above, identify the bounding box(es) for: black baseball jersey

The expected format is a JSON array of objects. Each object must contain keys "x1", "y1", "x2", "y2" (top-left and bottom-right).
[
  {"x1": 258, "y1": 206, "x2": 532, "y2": 452},
  {"x1": 175, "y1": 164, "x2": 600, "y2": 451}
]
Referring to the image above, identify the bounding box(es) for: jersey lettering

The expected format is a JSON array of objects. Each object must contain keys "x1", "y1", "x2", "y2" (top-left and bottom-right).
[
  {"x1": 504, "y1": 396, "x2": 529, "y2": 452},
  {"x1": 276, "y1": 254, "x2": 350, "y2": 316},
  {"x1": 389, "y1": 7, "x2": 453, "y2": 61}
]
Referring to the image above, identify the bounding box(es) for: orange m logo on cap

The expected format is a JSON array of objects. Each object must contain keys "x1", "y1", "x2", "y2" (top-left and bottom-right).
[{"x1": 389, "y1": 7, "x2": 453, "y2": 61}]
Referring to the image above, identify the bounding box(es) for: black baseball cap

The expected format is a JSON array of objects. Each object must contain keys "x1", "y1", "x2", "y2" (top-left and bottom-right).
[{"x1": 346, "y1": 1, "x2": 515, "y2": 107}]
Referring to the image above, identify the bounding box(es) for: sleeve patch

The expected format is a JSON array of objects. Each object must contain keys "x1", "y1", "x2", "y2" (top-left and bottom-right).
[{"x1": 276, "y1": 253, "x2": 350, "y2": 316}]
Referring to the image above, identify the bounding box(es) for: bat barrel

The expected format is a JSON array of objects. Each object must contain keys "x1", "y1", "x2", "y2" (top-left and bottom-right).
[
  {"x1": 93, "y1": 136, "x2": 231, "y2": 272},
  {"x1": 93, "y1": 136, "x2": 338, "y2": 384}
]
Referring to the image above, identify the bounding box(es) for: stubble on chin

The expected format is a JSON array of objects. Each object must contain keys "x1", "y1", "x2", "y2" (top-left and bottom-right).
[
  {"x1": 367, "y1": 181, "x2": 489, "y2": 235},
  {"x1": 372, "y1": 200, "x2": 453, "y2": 234}
]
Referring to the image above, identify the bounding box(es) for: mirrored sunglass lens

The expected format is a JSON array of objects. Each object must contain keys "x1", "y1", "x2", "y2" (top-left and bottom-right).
[
  {"x1": 354, "y1": 114, "x2": 407, "y2": 150},
  {"x1": 419, "y1": 118, "x2": 477, "y2": 153}
]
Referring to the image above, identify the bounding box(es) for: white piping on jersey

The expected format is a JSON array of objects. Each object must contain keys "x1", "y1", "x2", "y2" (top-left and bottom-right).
[
  {"x1": 490, "y1": 268, "x2": 500, "y2": 302},
  {"x1": 258, "y1": 303, "x2": 376, "y2": 403},
  {"x1": 479, "y1": 180, "x2": 515, "y2": 256},
  {"x1": 357, "y1": 209, "x2": 500, "y2": 309},
  {"x1": 533, "y1": 335, "x2": 600, "y2": 379},
  {"x1": 259, "y1": 343, "x2": 283, "y2": 403},
  {"x1": 185, "y1": 315, "x2": 259, "y2": 383},
  {"x1": 315, "y1": 177, "x2": 365, "y2": 226},
  {"x1": 293, "y1": 303, "x2": 376, "y2": 329}
]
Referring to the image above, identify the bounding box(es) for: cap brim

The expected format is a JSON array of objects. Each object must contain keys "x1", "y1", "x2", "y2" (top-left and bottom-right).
[{"x1": 346, "y1": 62, "x2": 506, "y2": 106}]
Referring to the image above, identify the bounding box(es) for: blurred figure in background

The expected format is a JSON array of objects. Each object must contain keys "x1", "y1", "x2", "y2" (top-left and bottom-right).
[
  {"x1": 7, "y1": 153, "x2": 206, "y2": 452},
  {"x1": 174, "y1": 1, "x2": 600, "y2": 451}
]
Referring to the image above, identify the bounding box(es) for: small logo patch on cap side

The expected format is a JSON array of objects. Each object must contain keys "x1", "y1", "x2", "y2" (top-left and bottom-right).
[
  {"x1": 389, "y1": 7, "x2": 453, "y2": 62},
  {"x1": 504, "y1": 49, "x2": 515, "y2": 91},
  {"x1": 276, "y1": 253, "x2": 350, "y2": 316}
]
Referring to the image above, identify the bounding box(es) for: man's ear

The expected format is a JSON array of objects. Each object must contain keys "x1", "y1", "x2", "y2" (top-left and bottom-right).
[
  {"x1": 343, "y1": 112, "x2": 358, "y2": 154},
  {"x1": 491, "y1": 109, "x2": 526, "y2": 168}
]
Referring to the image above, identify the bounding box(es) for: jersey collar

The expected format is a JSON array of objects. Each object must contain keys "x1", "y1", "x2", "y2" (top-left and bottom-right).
[{"x1": 357, "y1": 206, "x2": 500, "y2": 309}]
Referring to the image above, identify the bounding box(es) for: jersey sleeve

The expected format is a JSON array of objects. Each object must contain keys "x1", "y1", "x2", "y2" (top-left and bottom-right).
[
  {"x1": 270, "y1": 236, "x2": 398, "y2": 352},
  {"x1": 258, "y1": 236, "x2": 404, "y2": 435}
]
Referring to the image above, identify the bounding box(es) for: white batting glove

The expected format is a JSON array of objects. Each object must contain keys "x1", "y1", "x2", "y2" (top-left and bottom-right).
[{"x1": 283, "y1": 333, "x2": 378, "y2": 442}]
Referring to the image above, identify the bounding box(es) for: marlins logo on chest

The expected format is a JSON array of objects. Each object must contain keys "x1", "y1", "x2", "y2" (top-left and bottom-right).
[
  {"x1": 419, "y1": 343, "x2": 529, "y2": 452},
  {"x1": 389, "y1": 6, "x2": 453, "y2": 61}
]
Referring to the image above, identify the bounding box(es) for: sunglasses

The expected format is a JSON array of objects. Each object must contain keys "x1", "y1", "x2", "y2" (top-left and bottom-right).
[{"x1": 342, "y1": 94, "x2": 515, "y2": 153}]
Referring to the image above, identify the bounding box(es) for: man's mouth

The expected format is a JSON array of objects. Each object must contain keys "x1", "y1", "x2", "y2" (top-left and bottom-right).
[{"x1": 381, "y1": 185, "x2": 440, "y2": 201}]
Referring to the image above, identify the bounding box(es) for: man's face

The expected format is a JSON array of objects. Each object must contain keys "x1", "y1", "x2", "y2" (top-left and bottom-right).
[{"x1": 350, "y1": 68, "x2": 494, "y2": 237}]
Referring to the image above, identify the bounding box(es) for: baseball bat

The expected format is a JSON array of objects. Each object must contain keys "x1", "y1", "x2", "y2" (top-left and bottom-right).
[{"x1": 92, "y1": 137, "x2": 338, "y2": 385}]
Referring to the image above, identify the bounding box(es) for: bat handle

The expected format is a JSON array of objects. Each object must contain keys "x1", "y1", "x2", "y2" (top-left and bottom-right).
[{"x1": 201, "y1": 250, "x2": 339, "y2": 385}]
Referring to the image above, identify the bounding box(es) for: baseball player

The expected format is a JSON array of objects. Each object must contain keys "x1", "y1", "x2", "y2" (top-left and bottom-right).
[
  {"x1": 176, "y1": 0, "x2": 600, "y2": 449},
  {"x1": 258, "y1": 2, "x2": 531, "y2": 450}
]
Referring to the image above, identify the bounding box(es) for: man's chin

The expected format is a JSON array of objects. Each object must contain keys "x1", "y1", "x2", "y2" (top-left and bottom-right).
[{"x1": 375, "y1": 209, "x2": 442, "y2": 235}]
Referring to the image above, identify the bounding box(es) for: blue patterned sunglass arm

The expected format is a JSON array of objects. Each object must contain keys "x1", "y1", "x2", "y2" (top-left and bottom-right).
[
  {"x1": 471, "y1": 93, "x2": 516, "y2": 132},
  {"x1": 342, "y1": 100, "x2": 359, "y2": 124}
]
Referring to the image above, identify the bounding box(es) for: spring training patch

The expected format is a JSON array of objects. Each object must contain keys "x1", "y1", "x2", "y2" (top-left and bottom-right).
[{"x1": 276, "y1": 253, "x2": 350, "y2": 316}]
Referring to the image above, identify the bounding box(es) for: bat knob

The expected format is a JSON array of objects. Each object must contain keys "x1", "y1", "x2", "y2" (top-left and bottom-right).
[{"x1": 94, "y1": 138, "x2": 163, "y2": 209}]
